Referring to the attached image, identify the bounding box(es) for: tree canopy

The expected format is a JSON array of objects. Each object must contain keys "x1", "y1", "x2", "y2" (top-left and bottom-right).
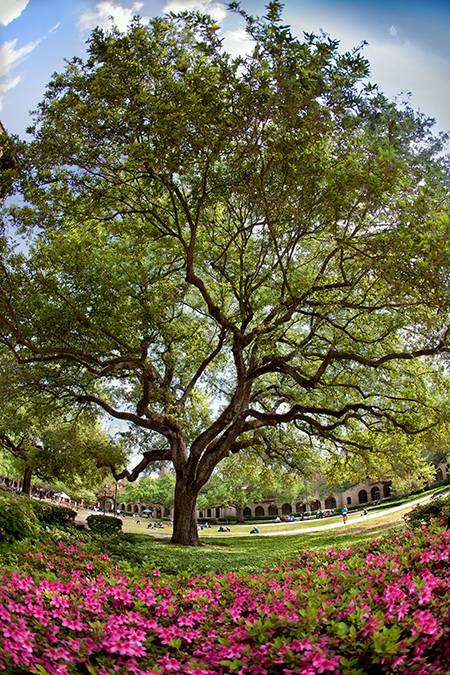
[
  {"x1": 0, "y1": 2, "x2": 448, "y2": 544},
  {"x1": 0, "y1": 353, "x2": 126, "y2": 494}
]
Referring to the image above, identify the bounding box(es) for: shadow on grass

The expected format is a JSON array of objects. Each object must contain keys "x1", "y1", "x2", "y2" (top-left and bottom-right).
[{"x1": 108, "y1": 519, "x2": 405, "y2": 577}]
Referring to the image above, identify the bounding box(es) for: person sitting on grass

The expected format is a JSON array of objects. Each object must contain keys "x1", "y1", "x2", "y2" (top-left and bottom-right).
[{"x1": 250, "y1": 527, "x2": 260, "y2": 534}]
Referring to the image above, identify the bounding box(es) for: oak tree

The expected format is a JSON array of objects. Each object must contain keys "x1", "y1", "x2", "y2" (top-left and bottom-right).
[{"x1": 0, "y1": 2, "x2": 448, "y2": 544}]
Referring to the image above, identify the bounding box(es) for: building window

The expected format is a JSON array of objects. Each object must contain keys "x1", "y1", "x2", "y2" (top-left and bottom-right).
[{"x1": 346, "y1": 496, "x2": 352, "y2": 505}]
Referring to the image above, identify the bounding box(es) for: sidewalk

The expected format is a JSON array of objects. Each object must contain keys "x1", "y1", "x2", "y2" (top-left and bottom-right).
[{"x1": 259, "y1": 493, "x2": 433, "y2": 537}]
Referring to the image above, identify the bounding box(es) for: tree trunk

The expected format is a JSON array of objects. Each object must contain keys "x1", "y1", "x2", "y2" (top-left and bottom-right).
[
  {"x1": 170, "y1": 476, "x2": 201, "y2": 546},
  {"x1": 21, "y1": 465, "x2": 32, "y2": 495}
]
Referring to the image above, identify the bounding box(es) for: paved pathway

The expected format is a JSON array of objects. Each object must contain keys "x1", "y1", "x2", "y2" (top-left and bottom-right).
[
  {"x1": 259, "y1": 493, "x2": 433, "y2": 537},
  {"x1": 76, "y1": 490, "x2": 447, "y2": 540}
]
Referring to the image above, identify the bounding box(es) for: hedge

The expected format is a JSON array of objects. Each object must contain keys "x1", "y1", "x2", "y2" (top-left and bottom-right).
[
  {"x1": 86, "y1": 514, "x2": 122, "y2": 534},
  {"x1": 30, "y1": 500, "x2": 77, "y2": 528},
  {"x1": 404, "y1": 494, "x2": 450, "y2": 529},
  {"x1": 0, "y1": 490, "x2": 40, "y2": 542}
]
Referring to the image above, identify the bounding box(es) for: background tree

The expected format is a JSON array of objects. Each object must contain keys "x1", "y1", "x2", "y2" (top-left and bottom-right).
[
  {"x1": 198, "y1": 452, "x2": 309, "y2": 519},
  {"x1": 122, "y1": 472, "x2": 176, "y2": 512},
  {"x1": 0, "y1": 354, "x2": 126, "y2": 494},
  {"x1": 0, "y1": 3, "x2": 448, "y2": 544}
]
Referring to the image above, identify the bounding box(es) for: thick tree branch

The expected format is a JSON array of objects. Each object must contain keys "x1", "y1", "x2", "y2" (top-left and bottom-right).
[
  {"x1": 76, "y1": 394, "x2": 178, "y2": 436},
  {"x1": 109, "y1": 448, "x2": 172, "y2": 482}
]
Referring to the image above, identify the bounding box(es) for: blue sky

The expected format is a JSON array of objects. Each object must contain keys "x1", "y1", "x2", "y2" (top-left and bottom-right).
[{"x1": 1, "y1": 0, "x2": 449, "y2": 137}]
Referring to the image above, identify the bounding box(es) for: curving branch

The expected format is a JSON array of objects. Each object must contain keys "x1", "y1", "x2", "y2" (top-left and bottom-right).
[
  {"x1": 76, "y1": 394, "x2": 179, "y2": 436},
  {"x1": 110, "y1": 448, "x2": 172, "y2": 482},
  {"x1": 178, "y1": 329, "x2": 226, "y2": 405}
]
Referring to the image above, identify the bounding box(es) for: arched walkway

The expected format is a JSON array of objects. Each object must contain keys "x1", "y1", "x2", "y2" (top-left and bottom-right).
[
  {"x1": 268, "y1": 504, "x2": 278, "y2": 516},
  {"x1": 310, "y1": 500, "x2": 321, "y2": 511},
  {"x1": 435, "y1": 467, "x2": 444, "y2": 482},
  {"x1": 325, "y1": 496, "x2": 336, "y2": 510},
  {"x1": 255, "y1": 505, "x2": 265, "y2": 517},
  {"x1": 281, "y1": 503, "x2": 292, "y2": 515},
  {"x1": 358, "y1": 490, "x2": 368, "y2": 504},
  {"x1": 371, "y1": 486, "x2": 381, "y2": 501},
  {"x1": 243, "y1": 507, "x2": 252, "y2": 518}
]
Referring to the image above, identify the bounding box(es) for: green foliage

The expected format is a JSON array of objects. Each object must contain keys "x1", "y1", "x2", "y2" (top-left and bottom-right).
[
  {"x1": 0, "y1": 490, "x2": 40, "y2": 542},
  {"x1": 86, "y1": 514, "x2": 123, "y2": 533},
  {"x1": 31, "y1": 500, "x2": 77, "y2": 528},
  {"x1": 403, "y1": 494, "x2": 450, "y2": 529},
  {"x1": 0, "y1": 127, "x2": 17, "y2": 200},
  {"x1": 0, "y1": 351, "x2": 127, "y2": 494},
  {"x1": 122, "y1": 472, "x2": 176, "y2": 508},
  {"x1": 0, "y1": 2, "x2": 448, "y2": 543}
]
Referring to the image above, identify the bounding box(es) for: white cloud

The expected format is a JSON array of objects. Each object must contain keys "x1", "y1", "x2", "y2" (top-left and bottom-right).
[
  {"x1": 285, "y1": 8, "x2": 450, "y2": 134},
  {"x1": 389, "y1": 25, "x2": 398, "y2": 38},
  {"x1": 163, "y1": 0, "x2": 226, "y2": 22},
  {"x1": 0, "y1": 74, "x2": 21, "y2": 93},
  {"x1": 78, "y1": 1, "x2": 144, "y2": 32},
  {"x1": 221, "y1": 28, "x2": 254, "y2": 58},
  {"x1": 0, "y1": 38, "x2": 40, "y2": 77},
  {"x1": 0, "y1": 75, "x2": 21, "y2": 110},
  {"x1": 0, "y1": 0, "x2": 30, "y2": 26},
  {"x1": 0, "y1": 38, "x2": 40, "y2": 111},
  {"x1": 367, "y1": 38, "x2": 449, "y2": 132},
  {"x1": 49, "y1": 22, "x2": 62, "y2": 33}
]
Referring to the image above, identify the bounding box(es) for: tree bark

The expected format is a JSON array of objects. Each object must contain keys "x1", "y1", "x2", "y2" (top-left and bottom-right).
[
  {"x1": 170, "y1": 476, "x2": 201, "y2": 546},
  {"x1": 21, "y1": 465, "x2": 32, "y2": 495}
]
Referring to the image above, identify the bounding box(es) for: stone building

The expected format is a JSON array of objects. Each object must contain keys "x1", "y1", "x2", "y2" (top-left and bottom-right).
[{"x1": 109, "y1": 461, "x2": 449, "y2": 519}]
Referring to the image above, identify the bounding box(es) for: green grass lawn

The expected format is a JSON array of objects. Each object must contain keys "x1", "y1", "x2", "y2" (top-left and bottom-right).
[
  {"x1": 98, "y1": 506, "x2": 411, "y2": 577},
  {"x1": 76, "y1": 489, "x2": 438, "y2": 538}
]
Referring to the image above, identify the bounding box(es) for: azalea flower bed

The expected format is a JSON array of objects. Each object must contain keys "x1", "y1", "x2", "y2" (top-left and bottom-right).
[{"x1": 0, "y1": 525, "x2": 449, "y2": 674}]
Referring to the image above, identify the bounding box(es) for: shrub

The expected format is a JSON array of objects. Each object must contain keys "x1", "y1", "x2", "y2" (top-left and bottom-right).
[
  {"x1": 31, "y1": 500, "x2": 77, "y2": 528},
  {"x1": 86, "y1": 514, "x2": 122, "y2": 533},
  {"x1": 0, "y1": 524, "x2": 449, "y2": 673},
  {"x1": 0, "y1": 490, "x2": 40, "y2": 542},
  {"x1": 404, "y1": 494, "x2": 450, "y2": 529}
]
